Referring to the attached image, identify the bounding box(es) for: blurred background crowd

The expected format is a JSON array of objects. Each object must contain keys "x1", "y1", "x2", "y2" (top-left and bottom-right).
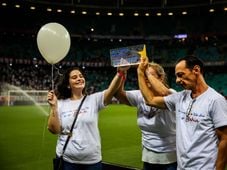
[{"x1": 0, "y1": 0, "x2": 227, "y2": 101}]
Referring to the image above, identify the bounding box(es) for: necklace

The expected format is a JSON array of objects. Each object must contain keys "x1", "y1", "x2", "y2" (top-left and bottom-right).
[{"x1": 186, "y1": 99, "x2": 196, "y2": 121}]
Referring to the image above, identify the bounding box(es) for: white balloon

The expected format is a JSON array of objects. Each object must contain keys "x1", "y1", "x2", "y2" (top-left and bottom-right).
[{"x1": 37, "y1": 22, "x2": 71, "y2": 64}]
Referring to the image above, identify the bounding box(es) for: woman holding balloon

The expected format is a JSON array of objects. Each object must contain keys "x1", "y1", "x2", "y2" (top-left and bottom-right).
[
  {"x1": 47, "y1": 66, "x2": 126, "y2": 170},
  {"x1": 37, "y1": 23, "x2": 122, "y2": 170}
]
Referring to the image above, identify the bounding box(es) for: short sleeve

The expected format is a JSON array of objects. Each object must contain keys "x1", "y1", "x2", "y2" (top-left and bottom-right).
[
  {"x1": 126, "y1": 90, "x2": 141, "y2": 107},
  {"x1": 164, "y1": 92, "x2": 179, "y2": 112},
  {"x1": 210, "y1": 97, "x2": 227, "y2": 128}
]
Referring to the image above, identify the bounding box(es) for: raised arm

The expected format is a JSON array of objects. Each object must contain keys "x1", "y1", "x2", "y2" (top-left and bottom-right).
[
  {"x1": 145, "y1": 67, "x2": 172, "y2": 96},
  {"x1": 137, "y1": 58, "x2": 166, "y2": 109},
  {"x1": 104, "y1": 70, "x2": 127, "y2": 106},
  {"x1": 114, "y1": 67, "x2": 131, "y2": 105},
  {"x1": 47, "y1": 90, "x2": 61, "y2": 134}
]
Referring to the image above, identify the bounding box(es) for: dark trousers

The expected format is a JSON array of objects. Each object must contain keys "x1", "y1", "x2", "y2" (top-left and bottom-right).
[
  {"x1": 63, "y1": 160, "x2": 102, "y2": 170},
  {"x1": 143, "y1": 161, "x2": 177, "y2": 170}
]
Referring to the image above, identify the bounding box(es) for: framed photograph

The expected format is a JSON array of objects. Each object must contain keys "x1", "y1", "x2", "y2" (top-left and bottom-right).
[{"x1": 110, "y1": 44, "x2": 146, "y2": 67}]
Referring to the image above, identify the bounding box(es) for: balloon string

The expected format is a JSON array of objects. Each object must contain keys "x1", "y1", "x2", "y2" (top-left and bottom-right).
[
  {"x1": 51, "y1": 64, "x2": 54, "y2": 90},
  {"x1": 54, "y1": 65, "x2": 63, "y2": 76}
]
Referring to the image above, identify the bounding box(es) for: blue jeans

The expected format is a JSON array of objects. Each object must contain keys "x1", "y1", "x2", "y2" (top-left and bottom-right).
[
  {"x1": 63, "y1": 160, "x2": 102, "y2": 170},
  {"x1": 143, "y1": 162, "x2": 177, "y2": 170}
]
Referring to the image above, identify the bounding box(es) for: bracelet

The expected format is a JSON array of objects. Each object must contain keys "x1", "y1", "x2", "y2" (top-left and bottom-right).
[{"x1": 117, "y1": 71, "x2": 126, "y2": 80}]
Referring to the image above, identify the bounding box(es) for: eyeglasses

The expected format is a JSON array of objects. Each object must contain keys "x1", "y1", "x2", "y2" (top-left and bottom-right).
[{"x1": 186, "y1": 99, "x2": 196, "y2": 122}]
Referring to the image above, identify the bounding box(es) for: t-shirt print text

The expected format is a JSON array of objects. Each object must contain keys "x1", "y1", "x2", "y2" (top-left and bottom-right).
[{"x1": 179, "y1": 109, "x2": 205, "y2": 123}]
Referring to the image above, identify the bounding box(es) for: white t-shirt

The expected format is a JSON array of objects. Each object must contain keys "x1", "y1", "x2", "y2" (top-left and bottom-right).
[
  {"x1": 164, "y1": 87, "x2": 227, "y2": 170},
  {"x1": 126, "y1": 90, "x2": 176, "y2": 153},
  {"x1": 56, "y1": 91, "x2": 105, "y2": 164}
]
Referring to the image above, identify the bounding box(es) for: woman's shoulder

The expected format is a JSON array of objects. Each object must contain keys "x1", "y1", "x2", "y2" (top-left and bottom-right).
[
  {"x1": 86, "y1": 91, "x2": 104, "y2": 98},
  {"x1": 58, "y1": 98, "x2": 70, "y2": 103}
]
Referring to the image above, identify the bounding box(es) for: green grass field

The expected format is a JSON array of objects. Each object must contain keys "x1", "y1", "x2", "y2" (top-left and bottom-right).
[{"x1": 0, "y1": 104, "x2": 142, "y2": 170}]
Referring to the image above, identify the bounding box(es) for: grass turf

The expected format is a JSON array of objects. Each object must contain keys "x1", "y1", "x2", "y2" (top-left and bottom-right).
[{"x1": 0, "y1": 104, "x2": 142, "y2": 170}]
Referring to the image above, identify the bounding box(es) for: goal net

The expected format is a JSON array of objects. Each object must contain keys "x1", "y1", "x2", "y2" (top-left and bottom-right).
[{"x1": 7, "y1": 90, "x2": 48, "y2": 106}]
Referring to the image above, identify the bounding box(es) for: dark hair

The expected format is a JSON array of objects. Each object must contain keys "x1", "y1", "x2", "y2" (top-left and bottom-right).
[
  {"x1": 176, "y1": 55, "x2": 204, "y2": 74},
  {"x1": 55, "y1": 67, "x2": 86, "y2": 99}
]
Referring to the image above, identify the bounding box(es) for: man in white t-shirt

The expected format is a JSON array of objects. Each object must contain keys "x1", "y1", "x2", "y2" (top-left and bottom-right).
[{"x1": 137, "y1": 55, "x2": 227, "y2": 170}]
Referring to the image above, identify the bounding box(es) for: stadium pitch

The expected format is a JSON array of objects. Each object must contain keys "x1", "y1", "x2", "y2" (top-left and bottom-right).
[{"x1": 0, "y1": 104, "x2": 142, "y2": 170}]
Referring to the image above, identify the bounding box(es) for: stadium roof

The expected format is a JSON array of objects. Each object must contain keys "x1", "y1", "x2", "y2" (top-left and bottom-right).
[
  {"x1": 1, "y1": 0, "x2": 227, "y2": 41},
  {"x1": 8, "y1": 0, "x2": 227, "y2": 8},
  {"x1": 2, "y1": 0, "x2": 227, "y2": 16}
]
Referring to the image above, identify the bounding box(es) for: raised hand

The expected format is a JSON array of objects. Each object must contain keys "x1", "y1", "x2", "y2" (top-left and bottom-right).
[
  {"x1": 117, "y1": 65, "x2": 130, "y2": 73},
  {"x1": 138, "y1": 56, "x2": 149, "y2": 75}
]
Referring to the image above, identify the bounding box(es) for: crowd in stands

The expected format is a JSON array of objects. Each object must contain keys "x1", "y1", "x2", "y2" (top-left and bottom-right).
[
  {"x1": 0, "y1": 60, "x2": 226, "y2": 99},
  {"x1": 1, "y1": 35, "x2": 227, "y2": 64},
  {"x1": 0, "y1": 36, "x2": 226, "y2": 102},
  {"x1": 1, "y1": 5, "x2": 226, "y2": 106},
  {"x1": 0, "y1": 63, "x2": 138, "y2": 94}
]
